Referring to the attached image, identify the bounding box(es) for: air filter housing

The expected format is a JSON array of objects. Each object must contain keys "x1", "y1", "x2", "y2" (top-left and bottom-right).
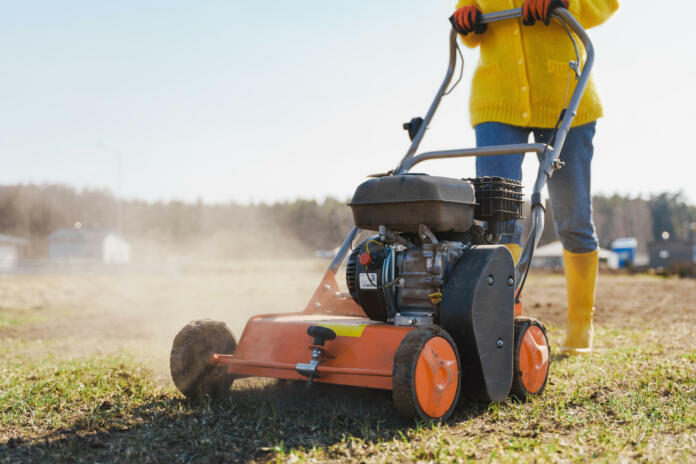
[{"x1": 468, "y1": 177, "x2": 524, "y2": 237}]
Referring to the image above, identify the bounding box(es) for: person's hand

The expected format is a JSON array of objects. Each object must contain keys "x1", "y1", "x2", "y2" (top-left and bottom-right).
[
  {"x1": 522, "y1": 0, "x2": 569, "y2": 26},
  {"x1": 449, "y1": 6, "x2": 487, "y2": 36}
]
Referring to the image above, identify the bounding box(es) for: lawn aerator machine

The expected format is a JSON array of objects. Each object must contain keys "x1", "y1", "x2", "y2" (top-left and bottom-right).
[{"x1": 170, "y1": 8, "x2": 594, "y2": 421}]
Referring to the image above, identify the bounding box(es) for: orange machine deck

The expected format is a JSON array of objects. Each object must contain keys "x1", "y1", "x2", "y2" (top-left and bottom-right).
[
  {"x1": 212, "y1": 314, "x2": 414, "y2": 389},
  {"x1": 210, "y1": 270, "x2": 415, "y2": 390}
]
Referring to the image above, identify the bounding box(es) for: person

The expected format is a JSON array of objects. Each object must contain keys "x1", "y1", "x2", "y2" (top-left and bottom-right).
[{"x1": 450, "y1": 0, "x2": 619, "y2": 354}]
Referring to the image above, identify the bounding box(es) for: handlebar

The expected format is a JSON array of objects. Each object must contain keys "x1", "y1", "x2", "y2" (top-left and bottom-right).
[{"x1": 394, "y1": 8, "x2": 595, "y2": 292}]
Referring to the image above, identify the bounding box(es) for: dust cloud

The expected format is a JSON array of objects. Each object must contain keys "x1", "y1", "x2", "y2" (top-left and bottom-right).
[{"x1": 0, "y1": 228, "x2": 331, "y2": 383}]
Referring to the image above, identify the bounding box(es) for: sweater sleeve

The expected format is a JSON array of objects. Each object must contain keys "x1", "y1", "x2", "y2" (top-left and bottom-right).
[
  {"x1": 454, "y1": 0, "x2": 483, "y2": 49},
  {"x1": 567, "y1": 0, "x2": 620, "y2": 30}
]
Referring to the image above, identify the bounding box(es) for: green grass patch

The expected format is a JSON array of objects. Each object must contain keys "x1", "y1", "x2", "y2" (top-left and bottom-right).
[
  {"x1": 0, "y1": 307, "x2": 45, "y2": 328},
  {"x1": 0, "y1": 354, "x2": 160, "y2": 435},
  {"x1": 1, "y1": 327, "x2": 695, "y2": 463}
]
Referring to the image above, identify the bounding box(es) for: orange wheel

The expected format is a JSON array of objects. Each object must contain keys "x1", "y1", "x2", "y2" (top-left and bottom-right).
[
  {"x1": 392, "y1": 327, "x2": 461, "y2": 421},
  {"x1": 511, "y1": 317, "x2": 550, "y2": 400}
]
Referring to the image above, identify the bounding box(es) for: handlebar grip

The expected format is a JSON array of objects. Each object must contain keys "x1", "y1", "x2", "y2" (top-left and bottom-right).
[{"x1": 479, "y1": 8, "x2": 525, "y2": 24}]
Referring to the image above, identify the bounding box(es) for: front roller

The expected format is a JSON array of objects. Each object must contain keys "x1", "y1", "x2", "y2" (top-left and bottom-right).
[
  {"x1": 392, "y1": 326, "x2": 461, "y2": 421},
  {"x1": 170, "y1": 319, "x2": 237, "y2": 397}
]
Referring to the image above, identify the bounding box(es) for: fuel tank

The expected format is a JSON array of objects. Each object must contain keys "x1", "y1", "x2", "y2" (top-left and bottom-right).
[{"x1": 349, "y1": 174, "x2": 476, "y2": 233}]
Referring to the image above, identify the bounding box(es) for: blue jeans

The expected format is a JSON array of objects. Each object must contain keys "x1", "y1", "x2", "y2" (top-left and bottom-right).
[{"x1": 475, "y1": 122, "x2": 598, "y2": 253}]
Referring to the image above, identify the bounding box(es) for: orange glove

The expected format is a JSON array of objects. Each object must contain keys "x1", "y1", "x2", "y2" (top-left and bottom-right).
[
  {"x1": 449, "y1": 6, "x2": 487, "y2": 36},
  {"x1": 523, "y1": 0, "x2": 569, "y2": 26}
]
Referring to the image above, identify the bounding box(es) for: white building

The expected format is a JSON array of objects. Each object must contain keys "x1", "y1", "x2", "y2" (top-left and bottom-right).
[
  {"x1": 0, "y1": 234, "x2": 29, "y2": 271},
  {"x1": 531, "y1": 241, "x2": 619, "y2": 270},
  {"x1": 48, "y1": 228, "x2": 131, "y2": 263}
]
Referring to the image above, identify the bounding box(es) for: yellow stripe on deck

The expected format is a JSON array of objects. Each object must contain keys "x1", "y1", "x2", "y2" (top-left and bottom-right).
[{"x1": 319, "y1": 324, "x2": 367, "y2": 337}]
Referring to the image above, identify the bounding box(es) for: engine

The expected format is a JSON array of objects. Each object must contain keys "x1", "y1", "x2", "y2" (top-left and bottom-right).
[{"x1": 347, "y1": 174, "x2": 522, "y2": 324}]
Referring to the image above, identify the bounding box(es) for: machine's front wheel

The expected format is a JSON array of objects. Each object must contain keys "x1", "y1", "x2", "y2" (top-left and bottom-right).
[
  {"x1": 392, "y1": 326, "x2": 461, "y2": 421},
  {"x1": 510, "y1": 317, "x2": 550, "y2": 400},
  {"x1": 170, "y1": 319, "x2": 237, "y2": 398}
]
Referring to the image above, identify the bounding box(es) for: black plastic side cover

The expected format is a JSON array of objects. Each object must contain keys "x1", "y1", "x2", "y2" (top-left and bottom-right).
[{"x1": 440, "y1": 245, "x2": 514, "y2": 402}]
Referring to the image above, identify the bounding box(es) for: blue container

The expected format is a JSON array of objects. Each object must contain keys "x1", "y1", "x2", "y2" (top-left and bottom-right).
[{"x1": 611, "y1": 237, "x2": 637, "y2": 268}]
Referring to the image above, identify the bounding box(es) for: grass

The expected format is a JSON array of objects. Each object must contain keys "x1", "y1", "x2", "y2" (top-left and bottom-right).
[
  {"x1": 1, "y1": 325, "x2": 695, "y2": 463},
  {"x1": 0, "y1": 306, "x2": 45, "y2": 329},
  {"x1": 1, "y1": 270, "x2": 695, "y2": 462}
]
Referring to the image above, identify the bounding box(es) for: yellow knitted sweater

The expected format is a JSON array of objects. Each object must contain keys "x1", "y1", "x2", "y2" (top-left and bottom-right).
[{"x1": 455, "y1": 0, "x2": 619, "y2": 128}]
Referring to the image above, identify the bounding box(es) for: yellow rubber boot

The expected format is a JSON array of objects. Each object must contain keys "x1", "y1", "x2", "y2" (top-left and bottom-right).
[
  {"x1": 559, "y1": 249, "x2": 599, "y2": 355},
  {"x1": 504, "y1": 244, "x2": 523, "y2": 266}
]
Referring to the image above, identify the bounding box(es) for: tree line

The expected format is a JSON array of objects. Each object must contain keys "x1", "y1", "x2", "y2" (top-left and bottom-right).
[{"x1": 0, "y1": 184, "x2": 693, "y2": 258}]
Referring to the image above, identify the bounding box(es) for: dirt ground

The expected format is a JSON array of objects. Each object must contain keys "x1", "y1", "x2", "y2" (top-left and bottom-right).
[
  {"x1": 527, "y1": 271, "x2": 696, "y2": 334},
  {"x1": 0, "y1": 260, "x2": 327, "y2": 380},
  {"x1": 2, "y1": 263, "x2": 693, "y2": 371}
]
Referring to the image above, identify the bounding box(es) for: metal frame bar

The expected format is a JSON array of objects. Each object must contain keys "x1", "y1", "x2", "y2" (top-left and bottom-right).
[
  {"x1": 211, "y1": 355, "x2": 393, "y2": 378},
  {"x1": 330, "y1": 8, "x2": 595, "y2": 293},
  {"x1": 399, "y1": 143, "x2": 549, "y2": 173}
]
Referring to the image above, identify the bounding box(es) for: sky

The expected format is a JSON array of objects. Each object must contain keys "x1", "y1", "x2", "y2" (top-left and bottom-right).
[{"x1": 1, "y1": 1, "x2": 695, "y2": 204}]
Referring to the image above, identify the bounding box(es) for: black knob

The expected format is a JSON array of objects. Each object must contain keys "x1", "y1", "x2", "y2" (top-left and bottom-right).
[
  {"x1": 403, "y1": 117, "x2": 424, "y2": 141},
  {"x1": 307, "y1": 326, "x2": 337, "y2": 346}
]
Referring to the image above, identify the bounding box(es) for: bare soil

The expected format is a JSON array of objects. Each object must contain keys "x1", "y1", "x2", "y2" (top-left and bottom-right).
[{"x1": 2, "y1": 266, "x2": 693, "y2": 366}]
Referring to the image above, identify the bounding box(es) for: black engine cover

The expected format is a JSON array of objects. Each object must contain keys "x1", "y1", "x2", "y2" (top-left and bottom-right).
[
  {"x1": 439, "y1": 245, "x2": 515, "y2": 402},
  {"x1": 348, "y1": 174, "x2": 476, "y2": 233}
]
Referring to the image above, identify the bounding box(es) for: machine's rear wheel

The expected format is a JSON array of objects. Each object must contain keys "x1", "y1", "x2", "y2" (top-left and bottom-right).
[
  {"x1": 510, "y1": 317, "x2": 550, "y2": 400},
  {"x1": 392, "y1": 326, "x2": 461, "y2": 421},
  {"x1": 170, "y1": 319, "x2": 237, "y2": 398}
]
